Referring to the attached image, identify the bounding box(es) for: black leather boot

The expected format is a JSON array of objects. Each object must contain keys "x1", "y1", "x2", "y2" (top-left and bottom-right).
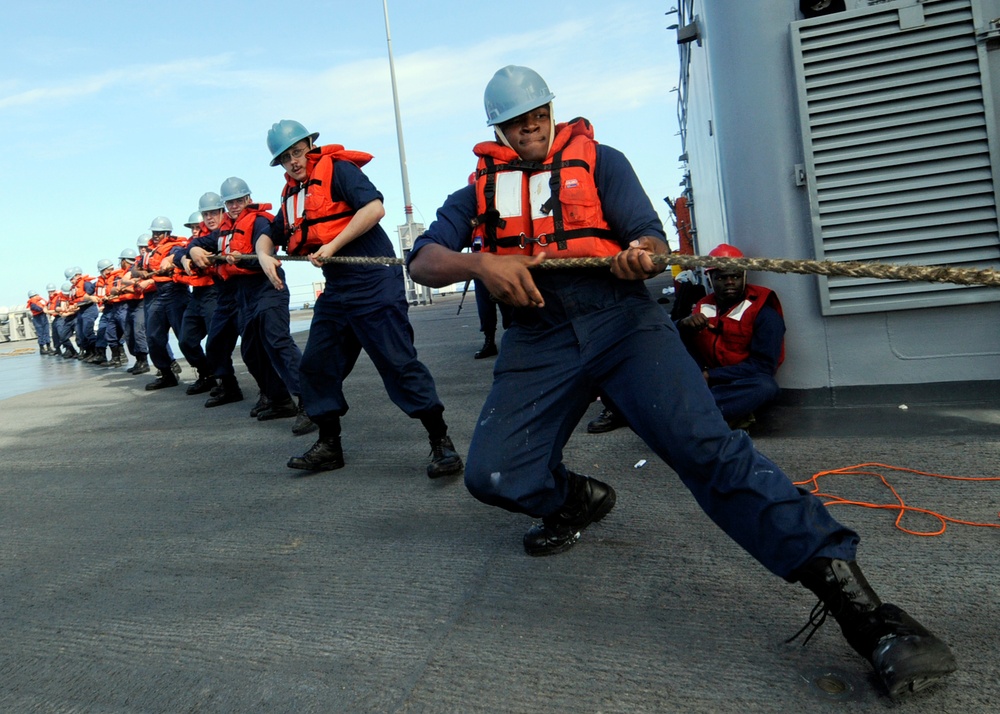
[
  {"x1": 586, "y1": 407, "x2": 627, "y2": 434},
  {"x1": 145, "y1": 371, "x2": 179, "y2": 391},
  {"x1": 131, "y1": 356, "x2": 150, "y2": 375},
  {"x1": 287, "y1": 436, "x2": 344, "y2": 472},
  {"x1": 257, "y1": 397, "x2": 297, "y2": 421},
  {"x1": 185, "y1": 372, "x2": 216, "y2": 395},
  {"x1": 205, "y1": 376, "x2": 243, "y2": 407},
  {"x1": 523, "y1": 471, "x2": 617, "y2": 556},
  {"x1": 474, "y1": 335, "x2": 498, "y2": 359},
  {"x1": 793, "y1": 558, "x2": 956, "y2": 697},
  {"x1": 426, "y1": 435, "x2": 463, "y2": 478},
  {"x1": 291, "y1": 397, "x2": 317, "y2": 435}
]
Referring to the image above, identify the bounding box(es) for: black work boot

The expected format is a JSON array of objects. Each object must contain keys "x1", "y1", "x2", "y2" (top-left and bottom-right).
[
  {"x1": 101, "y1": 345, "x2": 121, "y2": 368},
  {"x1": 257, "y1": 397, "x2": 297, "y2": 421},
  {"x1": 131, "y1": 356, "x2": 150, "y2": 375},
  {"x1": 793, "y1": 558, "x2": 957, "y2": 698},
  {"x1": 586, "y1": 407, "x2": 627, "y2": 434},
  {"x1": 291, "y1": 397, "x2": 317, "y2": 435},
  {"x1": 249, "y1": 393, "x2": 271, "y2": 418},
  {"x1": 287, "y1": 436, "x2": 345, "y2": 472},
  {"x1": 426, "y1": 435, "x2": 463, "y2": 478},
  {"x1": 145, "y1": 371, "x2": 179, "y2": 391},
  {"x1": 474, "y1": 335, "x2": 498, "y2": 359},
  {"x1": 88, "y1": 348, "x2": 108, "y2": 365},
  {"x1": 185, "y1": 372, "x2": 216, "y2": 395},
  {"x1": 205, "y1": 376, "x2": 243, "y2": 407},
  {"x1": 62, "y1": 345, "x2": 78, "y2": 359},
  {"x1": 523, "y1": 471, "x2": 617, "y2": 556}
]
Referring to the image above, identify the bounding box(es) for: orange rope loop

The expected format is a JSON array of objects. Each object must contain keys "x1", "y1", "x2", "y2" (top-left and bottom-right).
[{"x1": 793, "y1": 462, "x2": 1000, "y2": 537}]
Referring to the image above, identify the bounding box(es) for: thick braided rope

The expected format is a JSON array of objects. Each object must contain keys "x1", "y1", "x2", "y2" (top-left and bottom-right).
[{"x1": 225, "y1": 253, "x2": 1000, "y2": 287}]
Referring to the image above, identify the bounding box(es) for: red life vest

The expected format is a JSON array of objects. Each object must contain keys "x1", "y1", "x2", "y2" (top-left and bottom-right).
[
  {"x1": 69, "y1": 275, "x2": 95, "y2": 306},
  {"x1": 281, "y1": 145, "x2": 373, "y2": 255},
  {"x1": 94, "y1": 271, "x2": 114, "y2": 299},
  {"x1": 49, "y1": 292, "x2": 66, "y2": 312},
  {"x1": 27, "y1": 295, "x2": 47, "y2": 315},
  {"x1": 148, "y1": 235, "x2": 188, "y2": 284},
  {"x1": 173, "y1": 235, "x2": 215, "y2": 287},
  {"x1": 216, "y1": 204, "x2": 275, "y2": 280},
  {"x1": 98, "y1": 268, "x2": 129, "y2": 303},
  {"x1": 691, "y1": 285, "x2": 785, "y2": 369},
  {"x1": 471, "y1": 118, "x2": 619, "y2": 258}
]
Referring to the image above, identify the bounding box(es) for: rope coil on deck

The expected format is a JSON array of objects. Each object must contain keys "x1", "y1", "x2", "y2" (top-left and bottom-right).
[{"x1": 219, "y1": 252, "x2": 1000, "y2": 287}]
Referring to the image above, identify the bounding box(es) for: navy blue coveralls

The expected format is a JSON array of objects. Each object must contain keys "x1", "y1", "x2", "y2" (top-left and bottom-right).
[
  {"x1": 272, "y1": 160, "x2": 444, "y2": 423},
  {"x1": 409, "y1": 144, "x2": 859, "y2": 580},
  {"x1": 28, "y1": 302, "x2": 51, "y2": 347},
  {"x1": 190, "y1": 217, "x2": 302, "y2": 402},
  {"x1": 73, "y1": 279, "x2": 98, "y2": 351},
  {"x1": 170, "y1": 244, "x2": 218, "y2": 378}
]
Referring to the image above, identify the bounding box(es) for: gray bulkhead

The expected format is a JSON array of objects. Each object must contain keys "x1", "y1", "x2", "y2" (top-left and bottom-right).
[{"x1": 675, "y1": 0, "x2": 1000, "y2": 390}]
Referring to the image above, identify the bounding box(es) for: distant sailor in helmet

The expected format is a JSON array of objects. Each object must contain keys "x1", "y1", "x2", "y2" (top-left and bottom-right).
[{"x1": 265, "y1": 118, "x2": 464, "y2": 477}]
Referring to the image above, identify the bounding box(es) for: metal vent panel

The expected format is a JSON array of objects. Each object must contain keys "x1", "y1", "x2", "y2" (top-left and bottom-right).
[{"x1": 792, "y1": 0, "x2": 1000, "y2": 314}]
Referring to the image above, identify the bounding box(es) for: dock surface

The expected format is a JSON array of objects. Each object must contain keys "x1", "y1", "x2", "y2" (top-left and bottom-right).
[{"x1": 1, "y1": 292, "x2": 997, "y2": 713}]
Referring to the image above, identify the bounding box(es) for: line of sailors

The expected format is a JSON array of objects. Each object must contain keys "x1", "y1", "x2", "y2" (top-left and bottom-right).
[{"x1": 27, "y1": 194, "x2": 315, "y2": 437}]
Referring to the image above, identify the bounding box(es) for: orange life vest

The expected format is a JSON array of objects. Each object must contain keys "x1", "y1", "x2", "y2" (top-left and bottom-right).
[
  {"x1": 281, "y1": 145, "x2": 373, "y2": 255},
  {"x1": 49, "y1": 292, "x2": 67, "y2": 313},
  {"x1": 691, "y1": 285, "x2": 785, "y2": 369},
  {"x1": 148, "y1": 235, "x2": 188, "y2": 284},
  {"x1": 471, "y1": 118, "x2": 619, "y2": 258},
  {"x1": 173, "y1": 235, "x2": 215, "y2": 287},
  {"x1": 27, "y1": 295, "x2": 47, "y2": 315},
  {"x1": 96, "y1": 268, "x2": 129, "y2": 303},
  {"x1": 216, "y1": 204, "x2": 275, "y2": 280},
  {"x1": 69, "y1": 275, "x2": 95, "y2": 306}
]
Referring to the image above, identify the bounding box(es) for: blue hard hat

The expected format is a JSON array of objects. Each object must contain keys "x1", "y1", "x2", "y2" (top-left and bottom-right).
[
  {"x1": 484, "y1": 65, "x2": 555, "y2": 126},
  {"x1": 119, "y1": 248, "x2": 137, "y2": 261},
  {"x1": 185, "y1": 211, "x2": 203, "y2": 227},
  {"x1": 46, "y1": 283, "x2": 57, "y2": 291},
  {"x1": 198, "y1": 192, "x2": 224, "y2": 212},
  {"x1": 97, "y1": 259, "x2": 114, "y2": 272},
  {"x1": 137, "y1": 233, "x2": 151, "y2": 248},
  {"x1": 220, "y1": 177, "x2": 251, "y2": 202},
  {"x1": 64, "y1": 267, "x2": 75, "y2": 279},
  {"x1": 61, "y1": 282, "x2": 72, "y2": 293},
  {"x1": 267, "y1": 120, "x2": 319, "y2": 166},
  {"x1": 150, "y1": 216, "x2": 173, "y2": 233}
]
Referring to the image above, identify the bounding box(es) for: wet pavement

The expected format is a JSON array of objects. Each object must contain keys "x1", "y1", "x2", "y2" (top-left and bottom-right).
[{"x1": 1, "y1": 290, "x2": 998, "y2": 713}]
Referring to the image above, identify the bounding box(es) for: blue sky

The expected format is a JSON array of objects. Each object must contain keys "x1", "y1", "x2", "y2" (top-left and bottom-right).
[{"x1": 1, "y1": 0, "x2": 684, "y2": 309}]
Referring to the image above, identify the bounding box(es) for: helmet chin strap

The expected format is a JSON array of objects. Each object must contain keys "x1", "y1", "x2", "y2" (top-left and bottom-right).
[{"x1": 495, "y1": 103, "x2": 555, "y2": 158}]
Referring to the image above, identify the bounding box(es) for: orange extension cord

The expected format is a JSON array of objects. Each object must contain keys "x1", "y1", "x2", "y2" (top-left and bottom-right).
[{"x1": 794, "y1": 462, "x2": 1000, "y2": 537}]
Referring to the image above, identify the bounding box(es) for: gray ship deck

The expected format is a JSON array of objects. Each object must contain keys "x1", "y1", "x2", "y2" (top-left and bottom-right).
[{"x1": 1, "y1": 291, "x2": 997, "y2": 713}]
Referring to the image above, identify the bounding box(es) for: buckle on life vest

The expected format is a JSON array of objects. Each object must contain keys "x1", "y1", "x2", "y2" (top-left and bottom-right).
[{"x1": 518, "y1": 233, "x2": 551, "y2": 249}]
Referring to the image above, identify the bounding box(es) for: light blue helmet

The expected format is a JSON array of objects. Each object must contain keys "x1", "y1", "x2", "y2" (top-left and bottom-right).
[
  {"x1": 137, "y1": 233, "x2": 151, "y2": 248},
  {"x1": 72, "y1": 266, "x2": 83, "y2": 278},
  {"x1": 97, "y1": 259, "x2": 114, "y2": 272},
  {"x1": 220, "y1": 177, "x2": 251, "y2": 202},
  {"x1": 267, "y1": 119, "x2": 319, "y2": 166},
  {"x1": 119, "y1": 248, "x2": 137, "y2": 262},
  {"x1": 46, "y1": 283, "x2": 57, "y2": 292},
  {"x1": 28, "y1": 290, "x2": 39, "y2": 298},
  {"x1": 185, "y1": 211, "x2": 203, "y2": 227},
  {"x1": 149, "y1": 216, "x2": 173, "y2": 233},
  {"x1": 64, "y1": 267, "x2": 75, "y2": 279},
  {"x1": 61, "y1": 282, "x2": 73, "y2": 293},
  {"x1": 484, "y1": 65, "x2": 555, "y2": 126},
  {"x1": 198, "y1": 192, "x2": 224, "y2": 212}
]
